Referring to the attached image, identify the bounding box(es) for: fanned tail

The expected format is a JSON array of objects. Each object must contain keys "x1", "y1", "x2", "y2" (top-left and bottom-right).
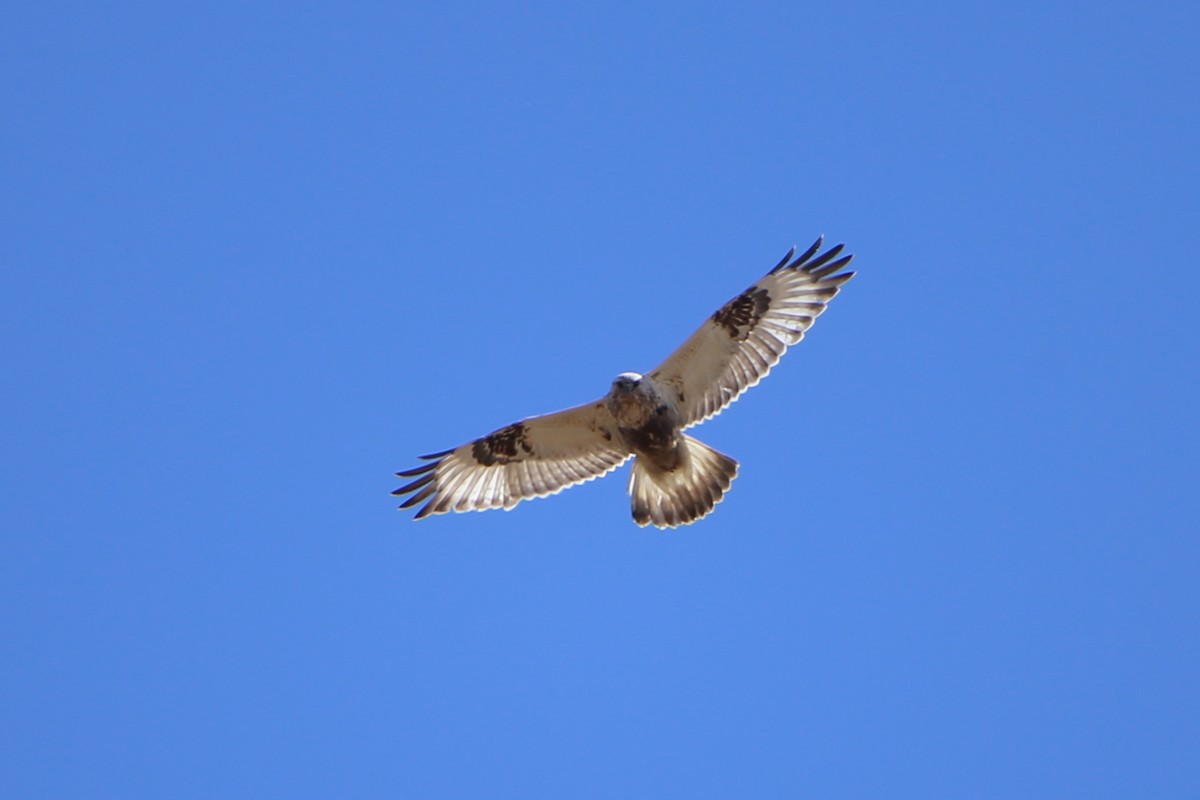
[{"x1": 628, "y1": 435, "x2": 738, "y2": 529}]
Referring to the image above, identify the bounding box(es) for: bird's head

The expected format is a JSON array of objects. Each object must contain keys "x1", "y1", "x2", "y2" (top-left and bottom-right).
[{"x1": 611, "y1": 372, "x2": 644, "y2": 395}]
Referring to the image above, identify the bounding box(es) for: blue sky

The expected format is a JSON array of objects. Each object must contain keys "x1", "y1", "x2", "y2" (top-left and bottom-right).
[{"x1": 3, "y1": 1, "x2": 1198, "y2": 797}]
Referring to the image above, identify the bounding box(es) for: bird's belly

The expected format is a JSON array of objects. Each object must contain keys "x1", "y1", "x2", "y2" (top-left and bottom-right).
[{"x1": 620, "y1": 416, "x2": 683, "y2": 472}]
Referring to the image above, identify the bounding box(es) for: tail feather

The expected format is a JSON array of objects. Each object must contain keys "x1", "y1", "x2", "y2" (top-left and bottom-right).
[{"x1": 629, "y1": 435, "x2": 738, "y2": 528}]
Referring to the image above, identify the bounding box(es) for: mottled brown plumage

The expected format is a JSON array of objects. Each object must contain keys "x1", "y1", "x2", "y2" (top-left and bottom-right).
[{"x1": 471, "y1": 423, "x2": 533, "y2": 465}]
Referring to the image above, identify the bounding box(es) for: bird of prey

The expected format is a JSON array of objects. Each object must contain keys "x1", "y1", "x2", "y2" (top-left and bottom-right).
[{"x1": 394, "y1": 236, "x2": 855, "y2": 528}]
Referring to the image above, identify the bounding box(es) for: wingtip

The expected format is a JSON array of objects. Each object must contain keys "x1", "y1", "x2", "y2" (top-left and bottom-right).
[
  {"x1": 397, "y1": 481, "x2": 438, "y2": 508},
  {"x1": 787, "y1": 236, "x2": 824, "y2": 270},
  {"x1": 394, "y1": 473, "x2": 436, "y2": 496},
  {"x1": 769, "y1": 245, "x2": 799, "y2": 274},
  {"x1": 802, "y1": 243, "x2": 847, "y2": 274},
  {"x1": 395, "y1": 461, "x2": 439, "y2": 478},
  {"x1": 809, "y1": 252, "x2": 854, "y2": 279}
]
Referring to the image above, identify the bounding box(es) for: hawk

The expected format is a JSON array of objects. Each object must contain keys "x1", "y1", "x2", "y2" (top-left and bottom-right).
[{"x1": 394, "y1": 236, "x2": 855, "y2": 528}]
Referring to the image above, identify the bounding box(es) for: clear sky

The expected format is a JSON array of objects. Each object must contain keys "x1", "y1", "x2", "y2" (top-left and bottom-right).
[{"x1": 4, "y1": 1, "x2": 1198, "y2": 797}]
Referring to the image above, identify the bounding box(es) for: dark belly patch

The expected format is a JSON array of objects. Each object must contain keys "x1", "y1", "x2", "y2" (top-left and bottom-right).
[{"x1": 621, "y1": 415, "x2": 681, "y2": 471}]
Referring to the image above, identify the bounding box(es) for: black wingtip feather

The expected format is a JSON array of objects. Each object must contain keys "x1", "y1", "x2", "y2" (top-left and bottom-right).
[
  {"x1": 809, "y1": 253, "x2": 855, "y2": 279},
  {"x1": 771, "y1": 235, "x2": 856, "y2": 277},
  {"x1": 769, "y1": 246, "x2": 798, "y2": 274},
  {"x1": 789, "y1": 236, "x2": 824, "y2": 269},
  {"x1": 399, "y1": 483, "x2": 438, "y2": 510},
  {"x1": 418, "y1": 448, "x2": 454, "y2": 460},
  {"x1": 803, "y1": 243, "x2": 846, "y2": 272},
  {"x1": 395, "y1": 461, "x2": 438, "y2": 478},
  {"x1": 393, "y1": 472, "x2": 436, "y2": 496}
]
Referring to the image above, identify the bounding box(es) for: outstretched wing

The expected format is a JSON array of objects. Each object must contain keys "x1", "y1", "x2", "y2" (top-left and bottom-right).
[
  {"x1": 649, "y1": 236, "x2": 854, "y2": 428},
  {"x1": 393, "y1": 400, "x2": 632, "y2": 519}
]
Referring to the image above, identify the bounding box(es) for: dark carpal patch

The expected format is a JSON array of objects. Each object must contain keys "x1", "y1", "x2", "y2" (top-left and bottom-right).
[
  {"x1": 472, "y1": 423, "x2": 533, "y2": 466},
  {"x1": 712, "y1": 286, "x2": 770, "y2": 340}
]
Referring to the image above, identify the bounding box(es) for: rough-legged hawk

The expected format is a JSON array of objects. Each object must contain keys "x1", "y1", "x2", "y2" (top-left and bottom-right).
[{"x1": 394, "y1": 236, "x2": 855, "y2": 528}]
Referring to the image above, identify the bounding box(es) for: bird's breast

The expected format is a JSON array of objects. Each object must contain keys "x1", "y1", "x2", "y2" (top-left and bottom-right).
[{"x1": 610, "y1": 392, "x2": 651, "y2": 427}]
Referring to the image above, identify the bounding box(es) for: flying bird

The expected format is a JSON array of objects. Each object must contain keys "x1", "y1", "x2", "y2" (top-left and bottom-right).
[{"x1": 394, "y1": 236, "x2": 855, "y2": 528}]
